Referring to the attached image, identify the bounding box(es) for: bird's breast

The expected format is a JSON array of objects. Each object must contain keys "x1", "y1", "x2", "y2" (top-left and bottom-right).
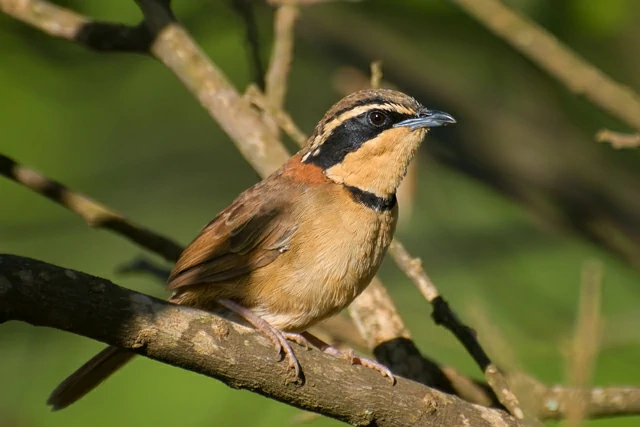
[{"x1": 248, "y1": 185, "x2": 398, "y2": 331}]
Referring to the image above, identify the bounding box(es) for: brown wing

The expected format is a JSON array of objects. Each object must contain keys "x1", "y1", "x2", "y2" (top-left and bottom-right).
[{"x1": 167, "y1": 183, "x2": 299, "y2": 291}]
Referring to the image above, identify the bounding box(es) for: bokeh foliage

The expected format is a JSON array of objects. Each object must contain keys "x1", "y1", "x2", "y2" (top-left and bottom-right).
[{"x1": 1, "y1": 1, "x2": 640, "y2": 426}]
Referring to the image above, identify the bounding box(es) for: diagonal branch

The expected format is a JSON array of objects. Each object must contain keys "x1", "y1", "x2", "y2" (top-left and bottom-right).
[
  {"x1": 0, "y1": 154, "x2": 182, "y2": 262},
  {"x1": 0, "y1": 0, "x2": 152, "y2": 52},
  {"x1": 0, "y1": 254, "x2": 522, "y2": 427},
  {"x1": 388, "y1": 240, "x2": 525, "y2": 420},
  {"x1": 450, "y1": 0, "x2": 640, "y2": 133}
]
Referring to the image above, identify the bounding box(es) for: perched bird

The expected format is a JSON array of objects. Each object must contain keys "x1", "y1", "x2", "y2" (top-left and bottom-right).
[{"x1": 47, "y1": 89, "x2": 455, "y2": 410}]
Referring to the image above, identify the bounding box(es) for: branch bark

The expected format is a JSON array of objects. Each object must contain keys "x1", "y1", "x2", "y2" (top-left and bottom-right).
[{"x1": 0, "y1": 254, "x2": 521, "y2": 427}]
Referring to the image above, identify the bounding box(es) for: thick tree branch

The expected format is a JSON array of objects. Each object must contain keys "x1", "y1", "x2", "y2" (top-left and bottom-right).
[{"x1": 0, "y1": 254, "x2": 522, "y2": 427}]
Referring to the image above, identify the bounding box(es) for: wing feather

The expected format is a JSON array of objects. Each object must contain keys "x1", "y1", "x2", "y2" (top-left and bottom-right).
[{"x1": 167, "y1": 183, "x2": 298, "y2": 290}]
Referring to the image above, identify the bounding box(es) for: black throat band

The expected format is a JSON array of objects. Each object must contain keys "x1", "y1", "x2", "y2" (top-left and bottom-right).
[{"x1": 345, "y1": 185, "x2": 396, "y2": 212}]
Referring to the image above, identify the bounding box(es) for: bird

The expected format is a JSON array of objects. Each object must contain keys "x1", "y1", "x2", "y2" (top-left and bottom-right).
[{"x1": 47, "y1": 88, "x2": 455, "y2": 410}]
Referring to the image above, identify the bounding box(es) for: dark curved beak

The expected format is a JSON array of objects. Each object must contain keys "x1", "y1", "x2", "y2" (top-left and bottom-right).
[{"x1": 393, "y1": 108, "x2": 456, "y2": 130}]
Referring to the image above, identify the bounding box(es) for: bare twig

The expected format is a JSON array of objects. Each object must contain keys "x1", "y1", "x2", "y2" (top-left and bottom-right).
[
  {"x1": 388, "y1": 240, "x2": 525, "y2": 420},
  {"x1": 261, "y1": 3, "x2": 299, "y2": 138},
  {"x1": 370, "y1": 60, "x2": 383, "y2": 90},
  {"x1": 0, "y1": 154, "x2": 182, "y2": 262},
  {"x1": 245, "y1": 84, "x2": 307, "y2": 146},
  {"x1": 596, "y1": 129, "x2": 640, "y2": 149},
  {"x1": 1, "y1": 254, "x2": 523, "y2": 427},
  {"x1": 450, "y1": 0, "x2": 640, "y2": 132},
  {"x1": 265, "y1": 4, "x2": 299, "y2": 109},
  {"x1": 566, "y1": 261, "x2": 603, "y2": 426},
  {"x1": 231, "y1": 0, "x2": 266, "y2": 90}
]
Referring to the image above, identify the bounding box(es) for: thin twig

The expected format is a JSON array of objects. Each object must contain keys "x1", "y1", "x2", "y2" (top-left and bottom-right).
[
  {"x1": 450, "y1": 0, "x2": 640, "y2": 132},
  {"x1": 566, "y1": 260, "x2": 603, "y2": 426},
  {"x1": 245, "y1": 84, "x2": 307, "y2": 146},
  {"x1": 136, "y1": 0, "x2": 291, "y2": 177},
  {"x1": 0, "y1": 154, "x2": 183, "y2": 262},
  {"x1": 261, "y1": 3, "x2": 299, "y2": 138},
  {"x1": 231, "y1": 0, "x2": 266, "y2": 90},
  {"x1": 265, "y1": 4, "x2": 298, "y2": 109},
  {"x1": 388, "y1": 240, "x2": 525, "y2": 420},
  {"x1": 596, "y1": 129, "x2": 640, "y2": 149},
  {"x1": 370, "y1": 60, "x2": 383, "y2": 90}
]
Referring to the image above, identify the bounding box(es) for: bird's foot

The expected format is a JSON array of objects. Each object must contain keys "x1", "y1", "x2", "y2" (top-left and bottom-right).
[
  {"x1": 301, "y1": 332, "x2": 395, "y2": 384},
  {"x1": 217, "y1": 299, "x2": 303, "y2": 380},
  {"x1": 282, "y1": 332, "x2": 311, "y2": 350}
]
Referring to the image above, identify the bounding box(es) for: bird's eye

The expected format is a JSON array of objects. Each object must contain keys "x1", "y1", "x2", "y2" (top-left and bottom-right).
[{"x1": 368, "y1": 110, "x2": 388, "y2": 127}]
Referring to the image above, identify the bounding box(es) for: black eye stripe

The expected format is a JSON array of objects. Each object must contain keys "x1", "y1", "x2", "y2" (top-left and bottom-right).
[{"x1": 304, "y1": 110, "x2": 413, "y2": 169}]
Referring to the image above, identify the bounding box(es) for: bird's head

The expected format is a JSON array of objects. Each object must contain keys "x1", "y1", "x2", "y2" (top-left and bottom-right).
[{"x1": 302, "y1": 89, "x2": 455, "y2": 198}]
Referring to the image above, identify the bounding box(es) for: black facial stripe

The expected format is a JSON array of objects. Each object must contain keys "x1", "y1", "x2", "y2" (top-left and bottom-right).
[
  {"x1": 345, "y1": 185, "x2": 397, "y2": 212},
  {"x1": 305, "y1": 110, "x2": 413, "y2": 169}
]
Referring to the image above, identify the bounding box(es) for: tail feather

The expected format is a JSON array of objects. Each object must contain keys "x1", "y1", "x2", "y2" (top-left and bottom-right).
[{"x1": 47, "y1": 346, "x2": 135, "y2": 411}]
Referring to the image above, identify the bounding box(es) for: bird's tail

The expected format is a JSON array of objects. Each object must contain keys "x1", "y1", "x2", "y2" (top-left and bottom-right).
[{"x1": 47, "y1": 346, "x2": 135, "y2": 411}]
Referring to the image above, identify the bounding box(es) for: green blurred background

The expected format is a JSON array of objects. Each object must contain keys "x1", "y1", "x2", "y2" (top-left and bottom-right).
[{"x1": 2, "y1": 0, "x2": 640, "y2": 426}]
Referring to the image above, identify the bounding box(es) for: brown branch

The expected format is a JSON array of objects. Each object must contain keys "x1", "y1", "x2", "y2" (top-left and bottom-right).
[
  {"x1": 0, "y1": 0, "x2": 152, "y2": 52},
  {"x1": 231, "y1": 0, "x2": 266, "y2": 90},
  {"x1": 388, "y1": 240, "x2": 525, "y2": 420},
  {"x1": 369, "y1": 60, "x2": 383, "y2": 90},
  {"x1": 260, "y1": 4, "x2": 299, "y2": 138},
  {"x1": 596, "y1": 129, "x2": 640, "y2": 149},
  {"x1": 265, "y1": 4, "x2": 298, "y2": 109},
  {"x1": 133, "y1": 0, "x2": 291, "y2": 178},
  {"x1": 566, "y1": 261, "x2": 603, "y2": 425},
  {"x1": 245, "y1": 84, "x2": 307, "y2": 146},
  {"x1": 450, "y1": 0, "x2": 640, "y2": 133},
  {"x1": 505, "y1": 372, "x2": 640, "y2": 420},
  {"x1": 0, "y1": 254, "x2": 522, "y2": 427},
  {"x1": 0, "y1": 154, "x2": 182, "y2": 262}
]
